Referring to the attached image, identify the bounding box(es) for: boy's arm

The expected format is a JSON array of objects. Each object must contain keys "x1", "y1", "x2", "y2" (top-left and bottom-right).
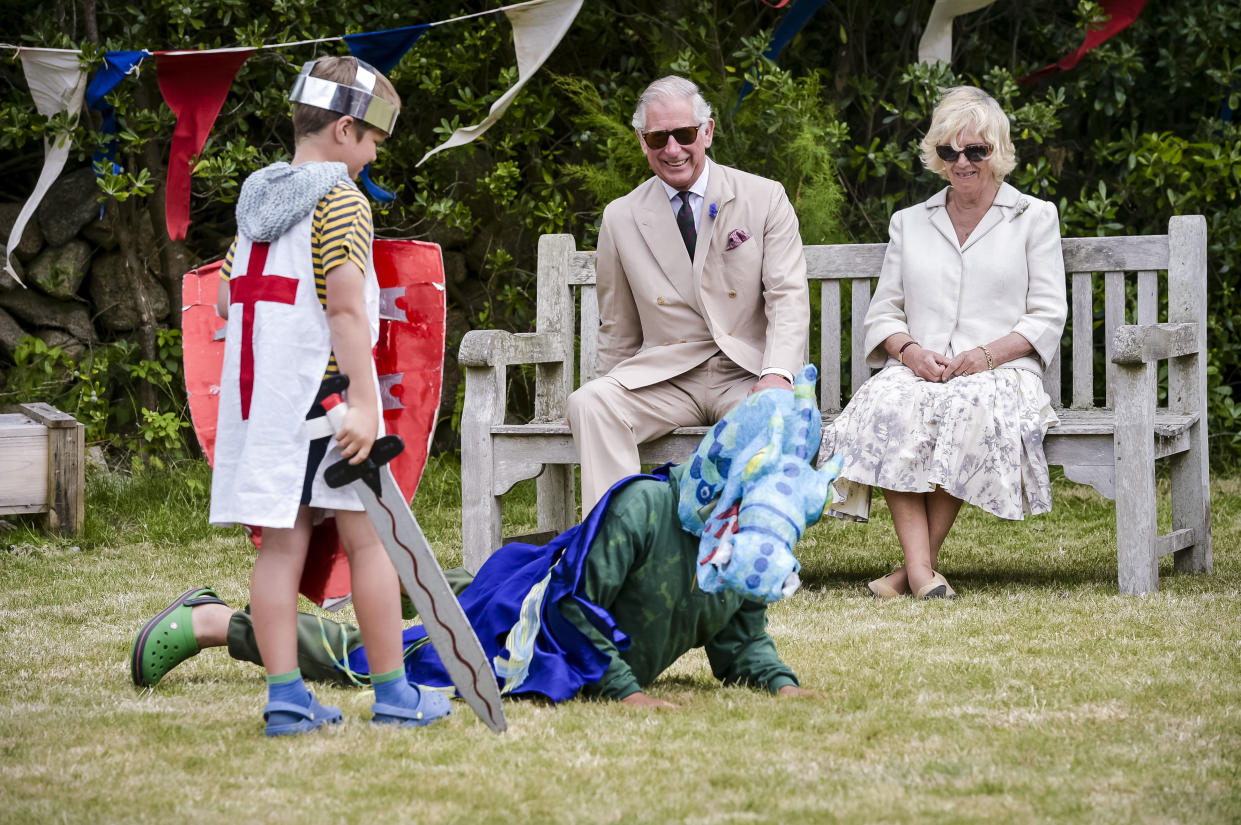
[
  {"x1": 216, "y1": 238, "x2": 237, "y2": 318},
  {"x1": 324, "y1": 260, "x2": 378, "y2": 464},
  {"x1": 703, "y1": 600, "x2": 799, "y2": 694}
]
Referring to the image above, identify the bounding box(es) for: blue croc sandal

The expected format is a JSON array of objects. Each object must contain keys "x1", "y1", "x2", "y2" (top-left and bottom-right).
[
  {"x1": 264, "y1": 693, "x2": 343, "y2": 737},
  {"x1": 131, "y1": 587, "x2": 228, "y2": 687},
  {"x1": 372, "y1": 687, "x2": 451, "y2": 728}
]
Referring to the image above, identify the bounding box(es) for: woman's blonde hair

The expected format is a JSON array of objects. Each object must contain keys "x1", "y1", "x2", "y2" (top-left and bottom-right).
[{"x1": 919, "y1": 86, "x2": 1016, "y2": 184}]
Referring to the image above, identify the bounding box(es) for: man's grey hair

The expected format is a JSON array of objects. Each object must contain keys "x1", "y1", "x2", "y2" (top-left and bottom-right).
[{"x1": 631, "y1": 76, "x2": 713, "y2": 132}]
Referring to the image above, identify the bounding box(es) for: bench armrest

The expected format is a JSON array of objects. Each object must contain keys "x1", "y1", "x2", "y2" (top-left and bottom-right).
[
  {"x1": 458, "y1": 330, "x2": 566, "y2": 369},
  {"x1": 1111, "y1": 322, "x2": 1200, "y2": 365}
]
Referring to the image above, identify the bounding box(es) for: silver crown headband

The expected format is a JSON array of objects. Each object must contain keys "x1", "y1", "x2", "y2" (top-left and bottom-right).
[{"x1": 289, "y1": 58, "x2": 399, "y2": 135}]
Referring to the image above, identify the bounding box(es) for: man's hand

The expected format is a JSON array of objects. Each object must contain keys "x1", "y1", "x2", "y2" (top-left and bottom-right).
[
  {"x1": 620, "y1": 692, "x2": 679, "y2": 709},
  {"x1": 777, "y1": 685, "x2": 820, "y2": 699},
  {"x1": 749, "y1": 373, "x2": 793, "y2": 395}
]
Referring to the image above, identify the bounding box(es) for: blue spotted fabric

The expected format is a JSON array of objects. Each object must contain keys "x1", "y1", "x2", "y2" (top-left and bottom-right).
[{"x1": 677, "y1": 364, "x2": 844, "y2": 603}]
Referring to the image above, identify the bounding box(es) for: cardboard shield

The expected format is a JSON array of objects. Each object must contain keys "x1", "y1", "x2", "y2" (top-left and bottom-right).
[{"x1": 183, "y1": 239, "x2": 447, "y2": 607}]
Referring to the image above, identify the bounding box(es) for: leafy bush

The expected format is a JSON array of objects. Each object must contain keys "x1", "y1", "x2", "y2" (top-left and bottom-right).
[{"x1": 2, "y1": 0, "x2": 1238, "y2": 461}]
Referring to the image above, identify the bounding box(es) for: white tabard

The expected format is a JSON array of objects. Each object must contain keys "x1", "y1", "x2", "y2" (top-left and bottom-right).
[{"x1": 208, "y1": 213, "x2": 381, "y2": 528}]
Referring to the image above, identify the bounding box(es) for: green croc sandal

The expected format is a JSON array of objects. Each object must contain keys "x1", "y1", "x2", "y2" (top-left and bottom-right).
[{"x1": 131, "y1": 587, "x2": 227, "y2": 687}]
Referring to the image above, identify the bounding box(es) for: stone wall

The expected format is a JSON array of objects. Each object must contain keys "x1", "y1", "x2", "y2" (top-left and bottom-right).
[{"x1": 0, "y1": 166, "x2": 171, "y2": 367}]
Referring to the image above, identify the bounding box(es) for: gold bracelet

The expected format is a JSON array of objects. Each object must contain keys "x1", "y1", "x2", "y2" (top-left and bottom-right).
[{"x1": 979, "y1": 344, "x2": 994, "y2": 370}]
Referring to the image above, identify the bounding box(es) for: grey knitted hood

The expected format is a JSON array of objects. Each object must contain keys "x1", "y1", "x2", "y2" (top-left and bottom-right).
[{"x1": 236, "y1": 161, "x2": 353, "y2": 243}]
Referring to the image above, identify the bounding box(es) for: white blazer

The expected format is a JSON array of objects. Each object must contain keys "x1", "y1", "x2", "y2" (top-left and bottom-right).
[{"x1": 863, "y1": 182, "x2": 1067, "y2": 375}]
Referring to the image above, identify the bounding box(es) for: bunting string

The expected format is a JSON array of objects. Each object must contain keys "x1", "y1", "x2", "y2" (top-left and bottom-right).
[{"x1": 0, "y1": 0, "x2": 581, "y2": 254}]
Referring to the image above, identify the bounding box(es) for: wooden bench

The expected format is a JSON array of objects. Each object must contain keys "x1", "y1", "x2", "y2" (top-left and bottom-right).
[
  {"x1": 458, "y1": 216, "x2": 1212, "y2": 594},
  {"x1": 0, "y1": 402, "x2": 85, "y2": 535}
]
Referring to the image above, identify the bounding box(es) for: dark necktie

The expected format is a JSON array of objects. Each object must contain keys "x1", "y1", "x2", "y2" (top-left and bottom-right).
[{"x1": 676, "y1": 191, "x2": 696, "y2": 260}]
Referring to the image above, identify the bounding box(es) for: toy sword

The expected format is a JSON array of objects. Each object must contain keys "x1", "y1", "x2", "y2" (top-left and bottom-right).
[{"x1": 307, "y1": 377, "x2": 507, "y2": 733}]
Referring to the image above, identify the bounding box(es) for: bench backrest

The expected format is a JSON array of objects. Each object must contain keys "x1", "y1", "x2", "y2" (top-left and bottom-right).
[{"x1": 534, "y1": 216, "x2": 1206, "y2": 419}]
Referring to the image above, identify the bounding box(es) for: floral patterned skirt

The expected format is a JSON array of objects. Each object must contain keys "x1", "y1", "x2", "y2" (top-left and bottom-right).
[{"x1": 819, "y1": 365, "x2": 1058, "y2": 521}]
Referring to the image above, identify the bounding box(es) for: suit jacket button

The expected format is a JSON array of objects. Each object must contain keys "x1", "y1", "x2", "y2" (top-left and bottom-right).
[
  {"x1": 728, "y1": 289, "x2": 737, "y2": 298},
  {"x1": 679, "y1": 339, "x2": 686, "y2": 344},
  {"x1": 657, "y1": 296, "x2": 666, "y2": 305}
]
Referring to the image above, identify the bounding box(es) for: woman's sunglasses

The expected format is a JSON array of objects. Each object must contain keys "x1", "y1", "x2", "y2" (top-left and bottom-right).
[
  {"x1": 936, "y1": 144, "x2": 991, "y2": 163},
  {"x1": 642, "y1": 126, "x2": 700, "y2": 149}
]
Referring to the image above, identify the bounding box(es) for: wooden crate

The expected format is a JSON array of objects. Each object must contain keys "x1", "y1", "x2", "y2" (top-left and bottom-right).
[{"x1": 0, "y1": 403, "x2": 84, "y2": 535}]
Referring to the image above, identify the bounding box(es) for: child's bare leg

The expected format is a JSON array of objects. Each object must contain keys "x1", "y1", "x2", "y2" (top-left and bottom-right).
[
  {"x1": 250, "y1": 507, "x2": 314, "y2": 676},
  {"x1": 333, "y1": 509, "x2": 403, "y2": 673},
  {"x1": 335, "y1": 508, "x2": 450, "y2": 727}
]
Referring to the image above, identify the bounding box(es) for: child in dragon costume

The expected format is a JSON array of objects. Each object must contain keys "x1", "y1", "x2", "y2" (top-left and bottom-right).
[{"x1": 134, "y1": 366, "x2": 842, "y2": 706}]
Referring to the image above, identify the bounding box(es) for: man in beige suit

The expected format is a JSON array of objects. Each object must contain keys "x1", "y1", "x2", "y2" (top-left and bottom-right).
[{"x1": 568, "y1": 76, "x2": 810, "y2": 512}]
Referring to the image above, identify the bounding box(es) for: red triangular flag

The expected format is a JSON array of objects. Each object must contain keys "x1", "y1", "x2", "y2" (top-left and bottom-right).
[
  {"x1": 156, "y1": 48, "x2": 253, "y2": 240},
  {"x1": 1019, "y1": 0, "x2": 1145, "y2": 85}
]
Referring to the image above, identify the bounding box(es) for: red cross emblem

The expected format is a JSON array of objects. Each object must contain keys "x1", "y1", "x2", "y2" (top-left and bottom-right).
[{"x1": 230, "y1": 242, "x2": 298, "y2": 420}]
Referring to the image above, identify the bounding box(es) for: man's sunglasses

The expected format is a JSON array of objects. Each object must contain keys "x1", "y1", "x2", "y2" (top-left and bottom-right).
[
  {"x1": 642, "y1": 126, "x2": 700, "y2": 149},
  {"x1": 936, "y1": 143, "x2": 991, "y2": 163}
]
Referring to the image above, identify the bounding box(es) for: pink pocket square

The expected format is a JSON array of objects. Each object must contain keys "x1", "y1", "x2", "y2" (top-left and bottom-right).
[{"x1": 725, "y1": 228, "x2": 751, "y2": 251}]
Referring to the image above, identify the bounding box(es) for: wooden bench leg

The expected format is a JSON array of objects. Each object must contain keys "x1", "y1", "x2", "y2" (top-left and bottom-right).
[
  {"x1": 1170, "y1": 417, "x2": 1212, "y2": 575},
  {"x1": 461, "y1": 366, "x2": 505, "y2": 573},
  {"x1": 1114, "y1": 362, "x2": 1158, "y2": 595},
  {"x1": 536, "y1": 464, "x2": 575, "y2": 537}
]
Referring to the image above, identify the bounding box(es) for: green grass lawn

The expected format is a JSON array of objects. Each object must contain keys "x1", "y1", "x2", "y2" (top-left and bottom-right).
[{"x1": 0, "y1": 457, "x2": 1237, "y2": 824}]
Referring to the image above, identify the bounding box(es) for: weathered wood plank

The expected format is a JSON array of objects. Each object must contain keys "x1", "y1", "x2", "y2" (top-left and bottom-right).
[
  {"x1": 1156, "y1": 528, "x2": 1196, "y2": 558},
  {"x1": 1071, "y1": 271, "x2": 1094, "y2": 408},
  {"x1": 45, "y1": 418, "x2": 84, "y2": 535},
  {"x1": 580, "y1": 285, "x2": 599, "y2": 385},
  {"x1": 0, "y1": 428, "x2": 48, "y2": 510},
  {"x1": 1104, "y1": 271, "x2": 1125, "y2": 408},
  {"x1": 1062, "y1": 235, "x2": 1169, "y2": 271},
  {"x1": 1137, "y1": 270, "x2": 1158, "y2": 325},
  {"x1": 1111, "y1": 322, "x2": 1200, "y2": 365},
  {"x1": 850, "y1": 278, "x2": 871, "y2": 396},
  {"x1": 458, "y1": 330, "x2": 563, "y2": 367},
  {"x1": 1114, "y1": 360, "x2": 1158, "y2": 594},
  {"x1": 820, "y1": 280, "x2": 842, "y2": 411},
  {"x1": 1166, "y1": 215, "x2": 1212, "y2": 574}
]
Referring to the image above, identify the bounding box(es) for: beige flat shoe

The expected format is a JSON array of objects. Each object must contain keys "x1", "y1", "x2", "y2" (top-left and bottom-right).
[
  {"x1": 867, "y1": 574, "x2": 904, "y2": 600},
  {"x1": 914, "y1": 571, "x2": 958, "y2": 600}
]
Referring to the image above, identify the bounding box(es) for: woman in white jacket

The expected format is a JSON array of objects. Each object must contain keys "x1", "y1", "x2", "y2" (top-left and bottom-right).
[{"x1": 822, "y1": 86, "x2": 1067, "y2": 599}]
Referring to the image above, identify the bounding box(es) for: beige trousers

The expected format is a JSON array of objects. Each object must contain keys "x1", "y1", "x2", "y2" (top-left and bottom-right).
[{"x1": 567, "y1": 353, "x2": 755, "y2": 512}]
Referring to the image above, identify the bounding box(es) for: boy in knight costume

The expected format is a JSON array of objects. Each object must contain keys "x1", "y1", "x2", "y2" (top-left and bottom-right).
[
  {"x1": 136, "y1": 369, "x2": 843, "y2": 709},
  {"x1": 195, "y1": 56, "x2": 449, "y2": 735}
]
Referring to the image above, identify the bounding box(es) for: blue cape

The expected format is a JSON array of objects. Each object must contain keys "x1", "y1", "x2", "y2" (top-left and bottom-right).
[{"x1": 345, "y1": 470, "x2": 669, "y2": 702}]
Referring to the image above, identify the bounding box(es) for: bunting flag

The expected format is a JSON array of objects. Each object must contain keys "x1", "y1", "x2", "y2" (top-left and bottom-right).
[
  {"x1": 84, "y1": 50, "x2": 149, "y2": 171},
  {"x1": 3, "y1": 48, "x2": 88, "y2": 284},
  {"x1": 418, "y1": 0, "x2": 583, "y2": 165},
  {"x1": 917, "y1": 0, "x2": 999, "y2": 65},
  {"x1": 343, "y1": 23, "x2": 429, "y2": 74},
  {"x1": 734, "y1": 0, "x2": 828, "y2": 110},
  {"x1": 155, "y1": 48, "x2": 253, "y2": 241},
  {"x1": 84, "y1": 50, "x2": 150, "y2": 217},
  {"x1": 1019, "y1": 0, "x2": 1147, "y2": 84},
  {"x1": 344, "y1": 24, "x2": 431, "y2": 203},
  {"x1": 1, "y1": 0, "x2": 583, "y2": 250}
]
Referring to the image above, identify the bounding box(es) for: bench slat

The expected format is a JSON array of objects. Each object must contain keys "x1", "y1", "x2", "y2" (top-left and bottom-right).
[
  {"x1": 1072, "y1": 271, "x2": 1094, "y2": 408},
  {"x1": 850, "y1": 279, "x2": 871, "y2": 396},
  {"x1": 492, "y1": 409, "x2": 1197, "y2": 440},
  {"x1": 1062, "y1": 235, "x2": 1170, "y2": 271},
  {"x1": 820, "y1": 280, "x2": 842, "y2": 411},
  {"x1": 1104, "y1": 271, "x2": 1125, "y2": 408}
]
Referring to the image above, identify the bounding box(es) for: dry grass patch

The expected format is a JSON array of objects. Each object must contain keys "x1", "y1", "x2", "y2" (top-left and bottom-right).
[{"x1": 0, "y1": 459, "x2": 1238, "y2": 824}]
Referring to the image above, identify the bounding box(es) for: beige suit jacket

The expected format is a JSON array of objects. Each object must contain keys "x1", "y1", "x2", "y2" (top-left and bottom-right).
[{"x1": 594, "y1": 161, "x2": 810, "y2": 389}]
